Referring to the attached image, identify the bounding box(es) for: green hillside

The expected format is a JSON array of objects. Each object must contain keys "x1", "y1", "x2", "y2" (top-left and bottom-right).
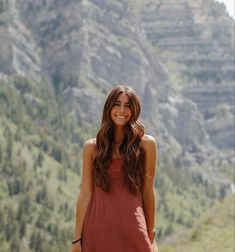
[
  {"x1": 160, "y1": 194, "x2": 235, "y2": 252},
  {"x1": 0, "y1": 77, "x2": 233, "y2": 251},
  {"x1": 0, "y1": 78, "x2": 89, "y2": 251}
]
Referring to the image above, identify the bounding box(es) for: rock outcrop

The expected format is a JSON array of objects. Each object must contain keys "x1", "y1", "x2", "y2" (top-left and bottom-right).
[
  {"x1": 0, "y1": 0, "x2": 234, "y2": 190},
  {"x1": 0, "y1": 0, "x2": 42, "y2": 81}
]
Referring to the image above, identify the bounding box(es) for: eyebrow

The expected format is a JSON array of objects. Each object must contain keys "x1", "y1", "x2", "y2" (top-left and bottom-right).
[{"x1": 115, "y1": 100, "x2": 130, "y2": 104}]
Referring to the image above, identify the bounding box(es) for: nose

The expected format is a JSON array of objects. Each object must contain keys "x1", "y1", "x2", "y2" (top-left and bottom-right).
[{"x1": 120, "y1": 105, "x2": 125, "y2": 112}]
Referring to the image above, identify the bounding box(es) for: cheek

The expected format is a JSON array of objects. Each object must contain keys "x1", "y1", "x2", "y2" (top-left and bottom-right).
[
  {"x1": 127, "y1": 109, "x2": 132, "y2": 116},
  {"x1": 110, "y1": 109, "x2": 117, "y2": 119},
  {"x1": 110, "y1": 108, "x2": 116, "y2": 115}
]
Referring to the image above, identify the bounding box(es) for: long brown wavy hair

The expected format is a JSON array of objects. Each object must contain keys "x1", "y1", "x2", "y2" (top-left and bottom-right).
[{"x1": 93, "y1": 85, "x2": 146, "y2": 195}]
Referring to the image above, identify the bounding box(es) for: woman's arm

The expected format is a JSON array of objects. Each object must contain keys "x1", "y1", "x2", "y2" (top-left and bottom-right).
[
  {"x1": 141, "y1": 135, "x2": 158, "y2": 243},
  {"x1": 72, "y1": 139, "x2": 95, "y2": 246}
]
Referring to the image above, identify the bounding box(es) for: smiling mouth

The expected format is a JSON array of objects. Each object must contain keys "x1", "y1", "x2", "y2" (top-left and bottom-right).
[{"x1": 116, "y1": 115, "x2": 126, "y2": 119}]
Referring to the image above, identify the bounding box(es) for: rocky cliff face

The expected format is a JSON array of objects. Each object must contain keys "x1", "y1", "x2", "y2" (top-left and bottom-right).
[
  {"x1": 139, "y1": 0, "x2": 234, "y2": 84},
  {"x1": 16, "y1": 0, "x2": 171, "y2": 97},
  {"x1": 182, "y1": 84, "x2": 234, "y2": 149},
  {"x1": 0, "y1": 0, "x2": 42, "y2": 81},
  {"x1": 0, "y1": 0, "x2": 234, "y2": 189},
  {"x1": 138, "y1": 0, "x2": 234, "y2": 151}
]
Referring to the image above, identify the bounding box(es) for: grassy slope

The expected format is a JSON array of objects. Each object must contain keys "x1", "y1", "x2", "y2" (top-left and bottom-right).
[{"x1": 160, "y1": 194, "x2": 235, "y2": 252}]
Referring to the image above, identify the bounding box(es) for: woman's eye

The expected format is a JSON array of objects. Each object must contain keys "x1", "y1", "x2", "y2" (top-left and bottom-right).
[{"x1": 113, "y1": 103, "x2": 130, "y2": 108}]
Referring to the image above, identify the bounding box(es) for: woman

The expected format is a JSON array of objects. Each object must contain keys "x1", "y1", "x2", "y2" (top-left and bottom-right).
[{"x1": 71, "y1": 85, "x2": 159, "y2": 252}]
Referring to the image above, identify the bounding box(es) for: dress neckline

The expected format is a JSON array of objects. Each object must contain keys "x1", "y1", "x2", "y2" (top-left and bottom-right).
[{"x1": 112, "y1": 156, "x2": 124, "y2": 161}]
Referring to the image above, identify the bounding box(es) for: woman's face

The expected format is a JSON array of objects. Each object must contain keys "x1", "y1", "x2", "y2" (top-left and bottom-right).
[{"x1": 111, "y1": 93, "x2": 132, "y2": 127}]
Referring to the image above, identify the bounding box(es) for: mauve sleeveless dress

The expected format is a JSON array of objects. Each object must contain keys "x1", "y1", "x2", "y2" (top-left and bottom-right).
[{"x1": 82, "y1": 157, "x2": 153, "y2": 252}]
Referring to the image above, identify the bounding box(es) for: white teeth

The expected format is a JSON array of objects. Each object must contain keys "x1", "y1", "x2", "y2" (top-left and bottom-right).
[{"x1": 116, "y1": 116, "x2": 126, "y2": 118}]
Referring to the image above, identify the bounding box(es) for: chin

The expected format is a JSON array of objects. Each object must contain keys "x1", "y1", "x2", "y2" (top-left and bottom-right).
[{"x1": 112, "y1": 121, "x2": 129, "y2": 127}]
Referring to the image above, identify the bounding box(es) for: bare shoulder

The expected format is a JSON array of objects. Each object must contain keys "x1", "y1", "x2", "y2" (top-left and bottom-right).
[
  {"x1": 141, "y1": 134, "x2": 157, "y2": 148},
  {"x1": 141, "y1": 134, "x2": 158, "y2": 158},
  {"x1": 83, "y1": 138, "x2": 97, "y2": 158}
]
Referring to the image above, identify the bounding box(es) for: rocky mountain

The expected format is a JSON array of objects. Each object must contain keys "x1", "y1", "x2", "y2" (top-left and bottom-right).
[
  {"x1": 138, "y1": 0, "x2": 234, "y2": 150},
  {"x1": 0, "y1": 0, "x2": 234, "y2": 184},
  {"x1": 0, "y1": 0, "x2": 234, "y2": 187},
  {"x1": 0, "y1": 0, "x2": 234, "y2": 250},
  {"x1": 0, "y1": 0, "x2": 234, "y2": 189}
]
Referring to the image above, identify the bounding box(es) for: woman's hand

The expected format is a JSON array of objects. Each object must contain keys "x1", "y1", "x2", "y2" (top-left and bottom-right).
[
  {"x1": 151, "y1": 239, "x2": 159, "y2": 252},
  {"x1": 148, "y1": 229, "x2": 159, "y2": 252},
  {"x1": 70, "y1": 242, "x2": 82, "y2": 252}
]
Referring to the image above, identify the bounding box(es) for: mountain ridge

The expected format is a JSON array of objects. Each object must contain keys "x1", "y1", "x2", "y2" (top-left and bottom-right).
[{"x1": 0, "y1": 0, "x2": 234, "y2": 250}]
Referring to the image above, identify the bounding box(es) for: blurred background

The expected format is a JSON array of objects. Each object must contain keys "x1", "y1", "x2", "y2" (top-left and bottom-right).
[{"x1": 0, "y1": 0, "x2": 234, "y2": 251}]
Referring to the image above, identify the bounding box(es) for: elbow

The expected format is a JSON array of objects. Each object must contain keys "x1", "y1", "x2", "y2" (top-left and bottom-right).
[
  {"x1": 142, "y1": 187, "x2": 155, "y2": 198},
  {"x1": 78, "y1": 190, "x2": 93, "y2": 201}
]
